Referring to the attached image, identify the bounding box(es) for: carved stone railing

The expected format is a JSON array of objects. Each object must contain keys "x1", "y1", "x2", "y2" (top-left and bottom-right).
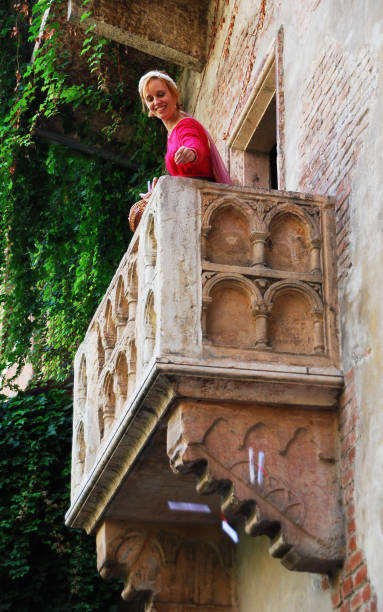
[{"x1": 67, "y1": 177, "x2": 344, "y2": 606}]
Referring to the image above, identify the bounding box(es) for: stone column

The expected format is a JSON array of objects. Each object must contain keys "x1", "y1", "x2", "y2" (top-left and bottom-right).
[{"x1": 251, "y1": 230, "x2": 269, "y2": 266}]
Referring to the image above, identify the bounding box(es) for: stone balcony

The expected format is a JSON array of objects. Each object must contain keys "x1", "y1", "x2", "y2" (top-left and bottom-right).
[{"x1": 66, "y1": 177, "x2": 344, "y2": 609}]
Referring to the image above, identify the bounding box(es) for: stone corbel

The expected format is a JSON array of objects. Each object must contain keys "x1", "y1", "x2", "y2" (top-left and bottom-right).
[
  {"x1": 167, "y1": 401, "x2": 344, "y2": 573},
  {"x1": 96, "y1": 521, "x2": 236, "y2": 611}
]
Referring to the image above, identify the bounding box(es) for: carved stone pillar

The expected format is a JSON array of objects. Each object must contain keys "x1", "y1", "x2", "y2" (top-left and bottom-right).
[
  {"x1": 310, "y1": 238, "x2": 321, "y2": 273},
  {"x1": 201, "y1": 225, "x2": 211, "y2": 260},
  {"x1": 201, "y1": 296, "x2": 212, "y2": 341},
  {"x1": 313, "y1": 311, "x2": 325, "y2": 353},
  {"x1": 253, "y1": 303, "x2": 271, "y2": 348},
  {"x1": 250, "y1": 230, "x2": 269, "y2": 266},
  {"x1": 128, "y1": 296, "x2": 137, "y2": 322}
]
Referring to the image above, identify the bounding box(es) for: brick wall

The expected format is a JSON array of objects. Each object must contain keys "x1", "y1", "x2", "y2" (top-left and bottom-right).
[
  {"x1": 327, "y1": 369, "x2": 377, "y2": 612},
  {"x1": 297, "y1": 41, "x2": 378, "y2": 611},
  {"x1": 298, "y1": 40, "x2": 376, "y2": 285}
]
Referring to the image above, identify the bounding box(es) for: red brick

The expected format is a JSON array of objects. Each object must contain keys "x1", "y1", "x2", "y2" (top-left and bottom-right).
[
  {"x1": 362, "y1": 584, "x2": 371, "y2": 602},
  {"x1": 345, "y1": 550, "x2": 363, "y2": 575},
  {"x1": 340, "y1": 601, "x2": 351, "y2": 612},
  {"x1": 346, "y1": 502, "x2": 355, "y2": 519},
  {"x1": 348, "y1": 534, "x2": 357, "y2": 554},
  {"x1": 350, "y1": 591, "x2": 363, "y2": 611},
  {"x1": 354, "y1": 564, "x2": 367, "y2": 588},
  {"x1": 342, "y1": 470, "x2": 355, "y2": 488},
  {"x1": 343, "y1": 484, "x2": 355, "y2": 507},
  {"x1": 342, "y1": 576, "x2": 354, "y2": 598},
  {"x1": 341, "y1": 430, "x2": 357, "y2": 456},
  {"x1": 347, "y1": 518, "x2": 356, "y2": 535},
  {"x1": 332, "y1": 588, "x2": 343, "y2": 607},
  {"x1": 339, "y1": 382, "x2": 355, "y2": 406}
]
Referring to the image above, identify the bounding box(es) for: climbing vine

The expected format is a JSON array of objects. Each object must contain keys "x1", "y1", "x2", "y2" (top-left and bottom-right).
[
  {"x1": 0, "y1": 388, "x2": 123, "y2": 611},
  {"x1": 0, "y1": 1, "x2": 172, "y2": 609},
  {"x1": 0, "y1": 0, "x2": 169, "y2": 386}
]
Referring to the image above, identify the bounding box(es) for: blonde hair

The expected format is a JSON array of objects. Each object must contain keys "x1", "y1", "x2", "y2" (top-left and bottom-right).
[{"x1": 138, "y1": 70, "x2": 181, "y2": 116}]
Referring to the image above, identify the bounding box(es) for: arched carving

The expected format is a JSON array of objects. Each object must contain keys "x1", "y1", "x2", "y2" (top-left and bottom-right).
[
  {"x1": 77, "y1": 354, "x2": 87, "y2": 414},
  {"x1": 96, "y1": 326, "x2": 105, "y2": 374},
  {"x1": 203, "y1": 275, "x2": 260, "y2": 348},
  {"x1": 127, "y1": 257, "x2": 138, "y2": 322},
  {"x1": 167, "y1": 401, "x2": 344, "y2": 573},
  {"x1": 115, "y1": 276, "x2": 129, "y2": 326},
  {"x1": 266, "y1": 211, "x2": 310, "y2": 272},
  {"x1": 264, "y1": 281, "x2": 324, "y2": 354},
  {"x1": 145, "y1": 214, "x2": 157, "y2": 271},
  {"x1": 103, "y1": 300, "x2": 116, "y2": 355},
  {"x1": 97, "y1": 523, "x2": 235, "y2": 608},
  {"x1": 143, "y1": 291, "x2": 156, "y2": 367},
  {"x1": 128, "y1": 339, "x2": 137, "y2": 398},
  {"x1": 115, "y1": 352, "x2": 128, "y2": 414},
  {"x1": 102, "y1": 372, "x2": 116, "y2": 434},
  {"x1": 204, "y1": 201, "x2": 253, "y2": 266},
  {"x1": 74, "y1": 421, "x2": 86, "y2": 489}
]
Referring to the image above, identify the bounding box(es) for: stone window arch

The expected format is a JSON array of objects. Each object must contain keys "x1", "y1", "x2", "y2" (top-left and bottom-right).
[
  {"x1": 203, "y1": 200, "x2": 253, "y2": 266},
  {"x1": 77, "y1": 354, "x2": 87, "y2": 415},
  {"x1": 144, "y1": 215, "x2": 157, "y2": 284},
  {"x1": 102, "y1": 372, "x2": 116, "y2": 436},
  {"x1": 264, "y1": 281, "x2": 324, "y2": 354},
  {"x1": 115, "y1": 352, "x2": 128, "y2": 414},
  {"x1": 103, "y1": 299, "x2": 116, "y2": 358},
  {"x1": 127, "y1": 257, "x2": 138, "y2": 322},
  {"x1": 143, "y1": 291, "x2": 156, "y2": 367},
  {"x1": 128, "y1": 339, "x2": 137, "y2": 398},
  {"x1": 203, "y1": 274, "x2": 261, "y2": 348},
  {"x1": 115, "y1": 276, "x2": 129, "y2": 327},
  {"x1": 265, "y1": 205, "x2": 321, "y2": 273},
  {"x1": 73, "y1": 421, "x2": 86, "y2": 490},
  {"x1": 96, "y1": 324, "x2": 105, "y2": 375}
]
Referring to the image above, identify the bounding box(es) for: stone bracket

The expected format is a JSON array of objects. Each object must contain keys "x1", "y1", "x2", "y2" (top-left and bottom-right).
[
  {"x1": 96, "y1": 520, "x2": 236, "y2": 611},
  {"x1": 167, "y1": 400, "x2": 345, "y2": 573}
]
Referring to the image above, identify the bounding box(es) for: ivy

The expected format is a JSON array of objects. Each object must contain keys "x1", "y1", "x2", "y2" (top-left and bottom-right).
[
  {"x1": 0, "y1": 388, "x2": 125, "y2": 611},
  {"x1": 0, "y1": 0, "x2": 169, "y2": 386}
]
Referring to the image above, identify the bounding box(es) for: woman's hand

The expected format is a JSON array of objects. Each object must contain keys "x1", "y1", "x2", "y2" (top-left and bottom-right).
[{"x1": 174, "y1": 146, "x2": 196, "y2": 165}]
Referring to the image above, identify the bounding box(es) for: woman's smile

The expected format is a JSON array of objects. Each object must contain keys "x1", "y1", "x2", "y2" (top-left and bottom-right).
[{"x1": 144, "y1": 78, "x2": 180, "y2": 128}]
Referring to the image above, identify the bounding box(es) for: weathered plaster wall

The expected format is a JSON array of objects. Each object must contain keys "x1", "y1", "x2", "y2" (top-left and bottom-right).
[
  {"x1": 236, "y1": 533, "x2": 332, "y2": 612},
  {"x1": 181, "y1": 0, "x2": 383, "y2": 608}
]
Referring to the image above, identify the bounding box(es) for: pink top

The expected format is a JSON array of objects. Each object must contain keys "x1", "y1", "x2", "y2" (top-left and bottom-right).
[{"x1": 165, "y1": 118, "x2": 214, "y2": 180}]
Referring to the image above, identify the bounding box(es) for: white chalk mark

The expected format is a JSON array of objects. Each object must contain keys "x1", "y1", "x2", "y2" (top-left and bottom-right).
[
  {"x1": 248, "y1": 446, "x2": 255, "y2": 485},
  {"x1": 168, "y1": 501, "x2": 211, "y2": 513},
  {"x1": 222, "y1": 520, "x2": 239, "y2": 544},
  {"x1": 257, "y1": 451, "x2": 265, "y2": 486}
]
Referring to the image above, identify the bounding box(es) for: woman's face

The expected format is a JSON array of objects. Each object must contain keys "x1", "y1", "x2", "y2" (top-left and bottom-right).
[{"x1": 144, "y1": 78, "x2": 178, "y2": 121}]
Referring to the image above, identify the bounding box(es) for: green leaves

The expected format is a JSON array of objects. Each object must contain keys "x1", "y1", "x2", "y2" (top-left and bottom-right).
[{"x1": 0, "y1": 389, "x2": 123, "y2": 610}]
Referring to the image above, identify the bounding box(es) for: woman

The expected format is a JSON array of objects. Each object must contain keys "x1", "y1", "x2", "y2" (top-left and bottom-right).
[{"x1": 129, "y1": 70, "x2": 231, "y2": 231}]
